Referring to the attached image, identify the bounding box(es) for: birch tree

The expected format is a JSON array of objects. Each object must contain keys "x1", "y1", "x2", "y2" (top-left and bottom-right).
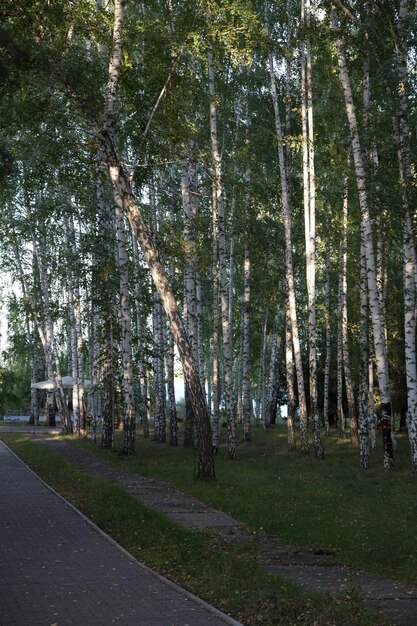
[
  {"x1": 300, "y1": 0, "x2": 324, "y2": 458},
  {"x1": 207, "y1": 40, "x2": 236, "y2": 459},
  {"x1": 98, "y1": 0, "x2": 215, "y2": 479},
  {"x1": 331, "y1": 5, "x2": 394, "y2": 468},
  {"x1": 268, "y1": 42, "x2": 309, "y2": 454}
]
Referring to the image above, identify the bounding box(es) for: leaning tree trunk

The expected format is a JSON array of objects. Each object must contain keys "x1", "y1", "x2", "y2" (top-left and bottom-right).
[
  {"x1": 268, "y1": 46, "x2": 309, "y2": 453},
  {"x1": 332, "y1": 6, "x2": 393, "y2": 468},
  {"x1": 207, "y1": 43, "x2": 236, "y2": 459},
  {"x1": 99, "y1": 134, "x2": 214, "y2": 477},
  {"x1": 301, "y1": 0, "x2": 324, "y2": 458},
  {"x1": 95, "y1": 0, "x2": 214, "y2": 479}
]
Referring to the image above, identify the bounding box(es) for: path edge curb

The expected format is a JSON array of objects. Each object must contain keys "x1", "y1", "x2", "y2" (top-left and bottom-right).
[{"x1": 1, "y1": 440, "x2": 244, "y2": 626}]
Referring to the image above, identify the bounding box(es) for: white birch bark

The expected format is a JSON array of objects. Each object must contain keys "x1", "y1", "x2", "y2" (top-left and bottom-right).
[
  {"x1": 211, "y1": 176, "x2": 220, "y2": 450},
  {"x1": 196, "y1": 272, "x2": 206, "y2": 398},
  {"x1": 165, "y1": 322, "x2": 178, "y2": 446},
  {"x1": 207, "y1": 44, "x2": 236, "y2": 459},
  {"x1": 236, "y1": 310, "x2": 244, "y2": 424},
  {"x1": 181, "y1": 160, "x2": 198, "y2": 447},
  {"x1": 264, "y1": 304, "x2": 280, "y2": 430},
  {"x1": 369, "y1": 358, "x2": 377, "y2": 449},
  {"x1": 359, "y1": 221, "x2": 370, "y2": 468},
  {"x1": 98, "y1": 0, "x2": 214, "y2": 478},
  {"x1": 151, "y1": 188, "x2": 166, "y2": 444},
  {"x1": 358, "y1": 32, "x2": 371, "y2": 466},
  {"x1": 68, "y1": 289, "x2": 80, "y2": 434},
  {"x1": 132, "y1": 234, "x2": 149, "y2": 438},
  {"x1": 181, "y1": 159, "x2": 199, "y2": 369},
  {"x1": 228, "y1": 193, "x2": 236, "y2": 340},
  {"x1": 87, "y1": 309, "x2": 98, "y2": 442},
  {"x1": 301, "y1": 0, "x2": 323, "y2": 458},
  {"x1": 340, "y1": 174, "x2": 359, "y2": 446},
  {"x1": 337, "y1": 252, "x2": 345, "y2": 439},
  {"x1": 323, "y1": 210, "x2": 331, "y2": 436},
  {"x1": 332, "y1": 6, "x2": 394, "y2": 468},
  {"x1": 286, "y1": 298, "x2": 296, "y2": 450},
  {"x1": 115, "y1": 191, "x2": 135, "y2": 453},
  {"x1": 70, "y1": 219, "x2": 85, "y2": 432},
  {"x1": 242, "y1": 190, "x2": 251, "y2": 442},
  {"x1": 268, "y1": 47, "x2": 309, "y2": 453},
  {"x1": 256, "y1": 307, "x2": 268, "y2": 427},
  {"x1": 395, "y1": 0, "x2": 417, "y2": 470},
  {"x1": 95, "y1": 166, "x2": 116, "y2": 450}
]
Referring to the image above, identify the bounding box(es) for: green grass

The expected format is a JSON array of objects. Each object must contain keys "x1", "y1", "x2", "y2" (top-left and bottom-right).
[
  {"x1": 66, "y1": 424, "x2": 417, "y2": 585},
  {"x1": 1, "y1": 432, "x2": 389, "y2": 626}
]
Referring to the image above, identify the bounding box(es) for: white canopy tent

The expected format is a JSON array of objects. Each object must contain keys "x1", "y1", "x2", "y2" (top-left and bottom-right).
[{"x1": 31, "y1": 376, "x2": 92, "y2": 390}]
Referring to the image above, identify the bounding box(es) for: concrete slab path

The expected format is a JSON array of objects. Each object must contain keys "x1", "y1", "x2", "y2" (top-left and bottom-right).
[{"x1": 0, "y1": 441, "x2": 242, "y2": 626}]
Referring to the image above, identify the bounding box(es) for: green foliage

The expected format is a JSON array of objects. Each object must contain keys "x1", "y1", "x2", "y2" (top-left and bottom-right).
[{"x1": 0, "y1": 367, "x2": 19, "y2": 416}]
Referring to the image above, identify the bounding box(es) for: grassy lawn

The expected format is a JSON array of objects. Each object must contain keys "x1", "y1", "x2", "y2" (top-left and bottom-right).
[
  {"x1": 64, "y1": 423, "x2": 417, "y2": 586},
  {"x1": 1, "y1": 431, "x2": 390, "y2": 626}
]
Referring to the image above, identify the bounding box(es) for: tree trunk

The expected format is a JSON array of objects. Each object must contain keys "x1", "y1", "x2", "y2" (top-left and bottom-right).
[
  {"x1": 369, "y1": 357, "x2": 377, "y2": 449},
  {"x1": 285, "y1": 298, "x2": 296, "y2": 450},
  {"x1": 256, "y1": 307, "x2": 268, "y2": 428},
  {"x1": 393, "y1": 0, "x2": 417, "y2": 471},
  {"x1": 340, "y1": 173, "x2": 359, "y2": 446},
  {"x1": 323, "y1": 209, "x2": 331, "y2": 436},
  {"x1": 211, "y1": 180, "x2": 221, "y2": 451},
  {"x1": 150, "y1": 193, "x2": 166, "y2": 445},
  {"x1": 301, "y1": 0, "x2": 324, "y2": 458},
  {"x1": 337, "y1": 263, "x2": 345, "y2": 439},
  {"x1": 264, "y1": 304, "x2": 280, "y2": 430},
  {"x1": 332, "y1": 6, "x2": 393, "y2": 468},
  {"x1": 242, "y1": 193, "x2": 251, "y2": 442},
  {"x1": 359, "y1": 215, "x2": 370, "y2": 467},
  {"x1": 132, "y1": 234, "x2": 149, "y2": 438},
  {"x1": 207, "y1": 44, "x2": 236, "y2": 459},
  {"x1": 268, "y1": 46, "x2": 309, "y2": 453},
  {"x1": 114, "y1": 189, "x2": 136, "y2": 453},
  {"x1": 182, "y1": 158, "x2": 199, "y2": 448},
  {"x1": 99, "y1": 133, "x2": 214, "y2": 478},
  {"x1": 33, "y1": 236, "x2": 72, "y2": 434},
  {"x1": 165, "y1": 321, "x2": 178, "y2": 446}
]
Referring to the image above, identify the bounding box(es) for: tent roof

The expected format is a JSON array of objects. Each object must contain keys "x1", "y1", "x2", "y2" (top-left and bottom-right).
[{"x1": 31, "y1": 376, "x2": 92, "y2": 390}]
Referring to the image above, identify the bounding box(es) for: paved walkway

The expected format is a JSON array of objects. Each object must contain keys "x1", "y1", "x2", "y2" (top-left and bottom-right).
[
  {"x1": 26, "y1": 437, "x2": 417, "y2": 626},
  {"x1": 0, "y1": 441, "x2": 242, "y2": 626}
]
